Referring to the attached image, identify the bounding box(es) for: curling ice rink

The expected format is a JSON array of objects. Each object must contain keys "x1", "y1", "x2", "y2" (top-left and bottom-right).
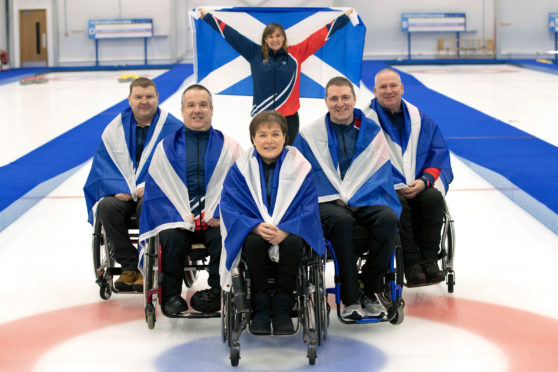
[{"x1": 1, "y1": 64, "x2": 557, "y2": 371}]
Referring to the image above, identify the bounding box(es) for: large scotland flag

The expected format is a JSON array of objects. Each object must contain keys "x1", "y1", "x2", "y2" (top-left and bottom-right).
[{"x1": 189, "y1": 7, "x2": 366, "y2": 98}]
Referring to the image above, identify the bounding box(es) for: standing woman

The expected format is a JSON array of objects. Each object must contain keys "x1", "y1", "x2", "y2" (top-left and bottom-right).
[
  {"x1": 198, "y1": 8, "x2": 353, "y2": 144},
  {"x1": 219, "y1": 111, "x2": 324, "y2": 335}
]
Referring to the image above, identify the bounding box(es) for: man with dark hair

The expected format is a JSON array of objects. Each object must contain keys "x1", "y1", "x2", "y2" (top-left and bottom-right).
[
  {"x1": 84, "y1": 78, "x2": 183, "y2": 292},
  {"x1": 139, "y1": 84, "x2": 243, "y2": 314},
  {"x1": 365, "y1": 68, "x2": 453, "y2": 286},
  {"x1": 294, "y1": 76, "x2": 401, "y2": 321}
]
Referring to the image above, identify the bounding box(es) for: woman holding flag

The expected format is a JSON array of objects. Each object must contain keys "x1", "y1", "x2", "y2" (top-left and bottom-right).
[{"x1": 198, "y1": 7, "x2": 353, "y2": 144}]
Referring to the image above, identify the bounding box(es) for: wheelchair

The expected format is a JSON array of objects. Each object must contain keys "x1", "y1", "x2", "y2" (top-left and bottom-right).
[
  {"x1": 143, "y1": 232, "x2": 220, "y2": 330},
  {"x1": 326, "y1": 224, "x2": 405, "y2": 325},
  {"x1": 400, "y1": 202, "x2": 456, "y2": 293},
  {"x1": 221, "y1": 244, "x2": 328, "y2": 366},
  {"x1": 92, "y1": 215, "x2": 140, "y2": 300}
]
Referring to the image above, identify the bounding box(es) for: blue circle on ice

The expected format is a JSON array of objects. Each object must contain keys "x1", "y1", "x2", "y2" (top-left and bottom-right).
[{"x1": 155, "y1": 334, "x2": 386, "y2": 371}]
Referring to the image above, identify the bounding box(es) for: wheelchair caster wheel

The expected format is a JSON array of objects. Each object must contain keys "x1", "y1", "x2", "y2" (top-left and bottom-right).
[
  {"x1": 229, "y1": 348, "x2": 240, "y2": 366},
  {"x1": 389, "y1": 304, "x2": 404, "y2": 325},
  {"x1": 308, "y1": 347, "x2": 317, "y2": 365},
  {"x1": 447, "y1": 271, "x2": 455, "y2": 293},
  {"x1": 145, "y1": 304, "x2": 156, "y2": 329},
  {"x1": 99, "y1": 285, "x2": 111, "y2": 300}
]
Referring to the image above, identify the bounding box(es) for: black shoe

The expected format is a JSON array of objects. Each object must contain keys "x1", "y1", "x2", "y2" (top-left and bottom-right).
[
  {"x1": 405, "y1": 262, "x2": 427, "y2": 286},
  {"x1": 423, "y1": 259, "x2": 445, "y2": 284},
  {"x1": 164, "y1": 295, "x2": 188, "y2": 315},
  {"x1": 250, "y1": 294, "x2": 271, "y2": 335},
  {"x1": 272, "y1": 313, "x2": 294, "y2": 335},
  {"x1": 190, "y1": 287, "x2": 221, "y2": 313},
  {"x1": 271, "y1": 294, "x2": 294, "y2": 335},
  {"x1": 250, "y1": 311, "x2": 272, "y2": 335}
]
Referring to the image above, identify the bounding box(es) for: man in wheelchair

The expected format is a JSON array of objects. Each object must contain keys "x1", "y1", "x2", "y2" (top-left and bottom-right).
[
  {"x1": 84, "y1": 78, "x2": 183, "y2": 292},
  {"x1": 366, "y1": 68, "x2": 453, "y2": 286},
  {"x1": 139, "y1": 84, "x2": 242, "y2": 314},
  {"x1": 219, "y1": 111, "x2": 324, "y2": 335},
  {"x1": 294, "y1": 76, "x2": 401, "y2": 321}
]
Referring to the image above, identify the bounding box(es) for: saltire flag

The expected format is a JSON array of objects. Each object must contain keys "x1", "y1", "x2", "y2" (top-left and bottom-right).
[
  {"x1": 83, "y1": 108, "x2": 183, "y2": 224},
  {"x1": 293, "y1": 108, "x2": 402, "y2": 217},
  {"x1": 365, "y1": 98, "x2": 454, "y2": 195},
  {"x1": 189, "y1": 7, "x2": 366, "y2": 98}
]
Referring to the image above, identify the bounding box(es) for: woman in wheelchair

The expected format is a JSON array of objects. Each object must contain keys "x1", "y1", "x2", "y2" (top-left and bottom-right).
[{"x1": 219, "y1": 111, "x2": 324, "y2": 336}]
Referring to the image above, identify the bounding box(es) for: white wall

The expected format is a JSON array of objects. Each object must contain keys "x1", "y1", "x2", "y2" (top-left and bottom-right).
[
  {"x1": 497, "y1": 0, "x2": 557, "y2": 58},
  {"x1": 5, "y1": 0, "x2": 558, "y2": 67},
  {"x1": 338, "y1": 0, "x2": 495, "y2": 59},
  {"x1": 56, "y1": 0, "x2": 173, "y2": 66}
]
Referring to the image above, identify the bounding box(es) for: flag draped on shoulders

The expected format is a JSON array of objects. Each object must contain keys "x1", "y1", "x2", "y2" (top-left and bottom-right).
[
  {"x1": 219, "y1": 146, "x2": 324, "y2": 291},
  {"x1": 365, "y1": 98, "x2": 453, "y2": 194},
  {"x1": 294, "y1": 108, "x2": 401, "y2": 216},
  {"x1": 138, "y1": 126, "x2": 243, "y2": 272},
  {"x1": 83, "y1": 107, "x2": 182, "y2": 223}
]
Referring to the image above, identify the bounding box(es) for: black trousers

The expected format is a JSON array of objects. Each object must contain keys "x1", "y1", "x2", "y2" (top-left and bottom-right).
[
  {"x1": 397, "y1": 188, "x2": 445, "y2": 266},
  {"x1": 243, "y1": 233, "x2": 304, "y2": 296},
  {"x1": 320, "y1": 202, "x2": 398, "y2": 305},
  {"x1": 158, "y1": 227, "x2": 222, "y2": 300},
  {"x1": 285, "y1": 112, "x2": 299, "y2": 146},
  {"x1": 97, "y1": 196, "x2": 143, "y2": 271}
]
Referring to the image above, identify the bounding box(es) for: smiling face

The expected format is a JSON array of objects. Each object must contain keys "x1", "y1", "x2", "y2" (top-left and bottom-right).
[
  {"x1": 374, "y1": 70, "x2": 404, "y2": 114},
  {"x1": 325, "y1": 84, "x2": 356, "y2": 125},
  {"x1": 128, "y1": 85, "x2": 159, "y2": 126},
  {"x1": 181, "y1": 88, "x2": 213, "y2": 131},
  {"x1": 264, "y1": 27, "x2": 286, "y2": 52},
  {"x1": 252, "y1": 121, "x2": 286, "y2": 165}
]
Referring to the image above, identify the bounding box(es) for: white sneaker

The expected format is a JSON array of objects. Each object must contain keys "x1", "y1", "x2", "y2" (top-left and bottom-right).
[
  {"x1": 361, "y1": 293, "x2": 385, "y2": 317},
  {"x1": 341, "y1": 303, "x2": 365, "y2": 320}
]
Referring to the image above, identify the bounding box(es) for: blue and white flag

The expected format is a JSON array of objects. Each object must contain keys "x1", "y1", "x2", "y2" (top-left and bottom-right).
[
  {"x1": 294, "y1": 108, "x2": 401, "y2": 217},
  {"x1": 83, "y1": 108, "x2": 183, "y2": 224},
  {"x1": 365, "y1": 98, "x2": 453, "y2": 195},
  {"x1": 189, "y1": 7, "x2": 366, "y2": 98},
  {"x1": 219, "y1": 146, "x2": 324, "y2": 290},
  {"x1": 138, "y1": 126, "x2": 243, "y2": 272}
]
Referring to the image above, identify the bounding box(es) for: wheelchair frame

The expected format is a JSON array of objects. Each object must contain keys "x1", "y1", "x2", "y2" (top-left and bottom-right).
[
  {"x1": 220, "y1": 246, "x2": 328, "y2": 366},
  {"x1": 401, "y1": 204, "x2": 456, "y2": 293},
  {"x1": 143, "y1": 233, "x2": 220, "y2": 330},
  {"x1": 92, "y1": 215, "x2": 140, "y2": 300},
  {"x1": 440, "y1": 206, "x2": 456, "y2": 293},
  {"x1": 326, "y1": 237, "x2": 405, "y2": 326}
]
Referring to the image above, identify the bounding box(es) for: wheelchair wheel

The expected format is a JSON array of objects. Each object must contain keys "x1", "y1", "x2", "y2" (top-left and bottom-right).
[
  {"x1": 99, "y1": 284, "x2": 111, "y2": 300},
  {"x1": 307, "y1": 346, "x2": 317, "y2": 365},
  {"x1": 312, "y1": 256, "x2": 328, "y2": 344},
  {"x1": 221, "y1": 291, "x2": 232, "y2": 344},
  {"x1": 143, "y1": 236, "x2": 158, "y2": 329},
  {"x1": 92, "y1": 218, "x2": 115, "y2": 299},
  {"x1": 229, "y1": 348, "x2": 240, "y2": 367},
  {"x1": 441, "y1": 209, "x2": 456, "y2": 293},
  {"x1": 447, "y1": 271, "x2": 455, "y2": 293},
  {"x1": 389, "y1": 300, "x2": 405, "y2": 325},
  {"x1": 145, "y1": 303, "x2": 156, "y2": 329}
]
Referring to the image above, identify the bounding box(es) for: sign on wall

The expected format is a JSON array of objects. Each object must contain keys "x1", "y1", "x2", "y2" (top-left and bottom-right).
[
  {"x1": 401, "y1": 13, "x2": 466, "y2": 32},
  {"x1": 88, "y1": 19, "x2": 153, "y2": 39},
  {"x1": 549, "y1": 13, "x2": 558, "y2": 32}
]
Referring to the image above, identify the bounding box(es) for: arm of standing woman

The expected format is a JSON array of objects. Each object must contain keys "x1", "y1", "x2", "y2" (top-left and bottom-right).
[
  {"x1": 288, "y1": 8, "x2": 354, "y2": 62},
  {"x1": 198, "y1": 7, "x2": 260, "y2": 61}
]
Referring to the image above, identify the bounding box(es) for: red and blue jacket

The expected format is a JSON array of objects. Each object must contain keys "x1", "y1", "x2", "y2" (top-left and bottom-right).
[{"x1": 202, "y1": 13, "x2": 350, "y2": 117}]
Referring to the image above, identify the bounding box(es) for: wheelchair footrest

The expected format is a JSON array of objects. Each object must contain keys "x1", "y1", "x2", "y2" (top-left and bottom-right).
[{"x1": 106, "y1": 267, "x2": 122, "y2": 276}]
